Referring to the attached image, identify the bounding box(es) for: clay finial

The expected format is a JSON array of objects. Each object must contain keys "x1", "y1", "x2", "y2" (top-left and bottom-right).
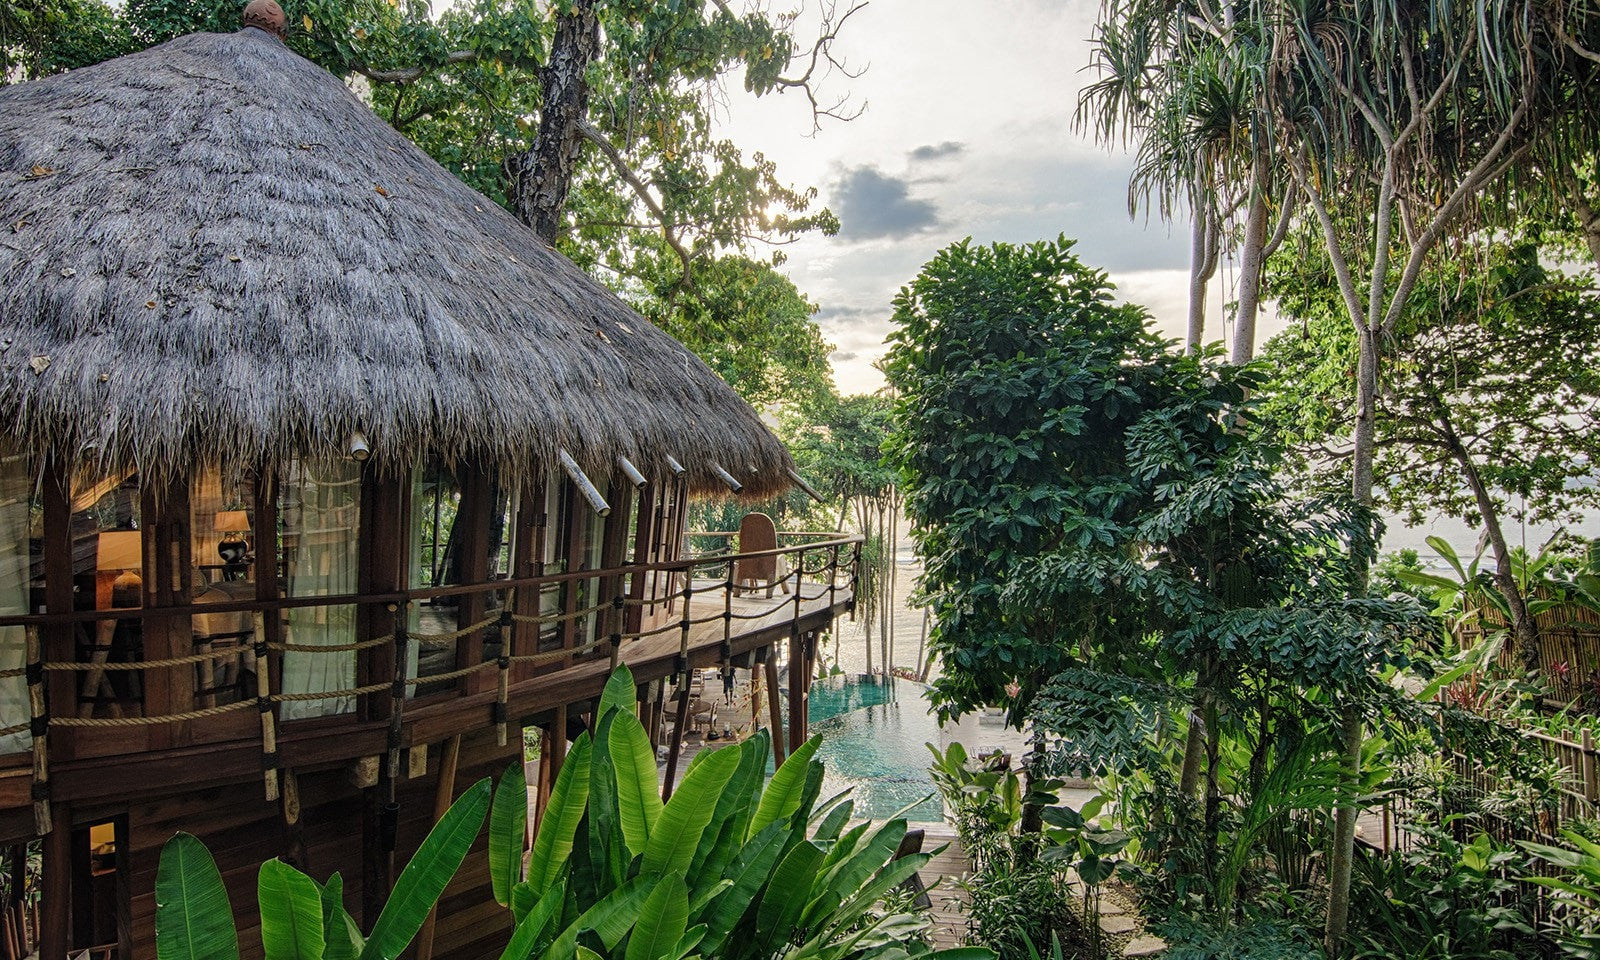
[{"x1": 242, "y1": 0, "x2": 287, "y2": 39}]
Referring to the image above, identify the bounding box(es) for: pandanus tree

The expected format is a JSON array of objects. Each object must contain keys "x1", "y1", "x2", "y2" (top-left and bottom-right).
[{"x1": 1077, "y1": 0, "x2": 1295, "y2": 361}]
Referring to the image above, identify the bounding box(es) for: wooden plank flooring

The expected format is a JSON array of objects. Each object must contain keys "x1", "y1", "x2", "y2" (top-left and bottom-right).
[{"x1": 920, "y1": 826, "x2": 972, "y2": 949}]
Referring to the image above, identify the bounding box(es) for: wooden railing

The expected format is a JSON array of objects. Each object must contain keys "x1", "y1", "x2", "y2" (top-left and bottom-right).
[{"x1": 7, "y1": 534, "x2": 863, "y2": 837}]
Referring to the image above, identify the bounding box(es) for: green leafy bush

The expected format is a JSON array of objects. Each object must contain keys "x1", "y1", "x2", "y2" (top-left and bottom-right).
[{"x1": 157, "y1": 665, "x2": 985, "y2": 960}]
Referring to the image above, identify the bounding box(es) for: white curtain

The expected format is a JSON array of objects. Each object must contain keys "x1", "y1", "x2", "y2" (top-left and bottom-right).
[
  {"x1": 0, "y1": 451, "x2": 29, "y2": 754},
  {"x1": 280, "y1": 461, "x2": 361, "y2": 721}
]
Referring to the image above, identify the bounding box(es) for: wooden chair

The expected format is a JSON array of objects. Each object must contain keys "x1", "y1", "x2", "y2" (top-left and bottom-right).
[{"x1": 733, "y1": 512, "x2": 788, "y2": 598}]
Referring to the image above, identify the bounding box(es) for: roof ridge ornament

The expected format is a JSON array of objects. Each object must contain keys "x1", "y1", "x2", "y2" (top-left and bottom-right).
[{"x1": 242, "y1": 0, "x2": 287, "y2": 40}]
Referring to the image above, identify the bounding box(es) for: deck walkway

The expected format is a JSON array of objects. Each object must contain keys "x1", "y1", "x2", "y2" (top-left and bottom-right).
[{"x1": 920, "y1": 825, "x2": 972, "y2": 949}]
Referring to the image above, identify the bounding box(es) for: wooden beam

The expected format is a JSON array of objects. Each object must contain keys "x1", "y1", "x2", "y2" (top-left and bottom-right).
[
  {"x1": 456, "y1": 467, "x2": 493, "y2": 695},
  {"x1": 764, "y1": 653, "x2": 786, "y2": 768},
  {"x1": 510, "y1": 473, "x2": 542, "y2": 685},
  {"x1": 40, "y1": 464, "x2": 74, "y2": 764}
]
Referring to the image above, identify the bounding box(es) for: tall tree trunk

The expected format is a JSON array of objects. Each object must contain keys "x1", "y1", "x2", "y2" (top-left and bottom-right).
[
  {"x1": 1326, "y1": 321, "x2": 1381, "y2": 956},
  {"x1": 1231, "y1": 155, "x2": 1271, "y2": 363},
  {"x1": 1187, "y1": 199, "x2": 1220, "y2": 354},
  {"x1": 1323, "y1": 709, "x2": 1363, "y2": 956},
  {"x1": 511, "y1": 0, "x2": 599, "y2": 243},
  {"x1": 1447, "y1": 436, "x2": 1541, "y2": 671}
]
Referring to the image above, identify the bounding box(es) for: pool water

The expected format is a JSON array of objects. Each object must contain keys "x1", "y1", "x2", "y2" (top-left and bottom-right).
[{"x1": 805, "y1": 674, "x2": 945, "y2": 823}]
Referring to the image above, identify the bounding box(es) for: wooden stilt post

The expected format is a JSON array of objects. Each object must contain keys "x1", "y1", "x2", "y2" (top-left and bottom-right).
[
  {"x1": 417, "y1": 735, "x2": 462, "y2": 960},
  {"x1": 788, "y1": 632, "x2": 806, "y2": 755},
  {"x1": 40, "y1": 803, "x2": 68, "y2": 960},
  {"x1": 662, "y1": 682, "x2": 692, "y2": 801},
  {"x1": 550, "y1": 705, "x2": 568, "y2": 775},
  {"x1": 532, "y1": 728, "x2": 553, "y2": 835},
  {"x1": 764, "y1": 651, "x2": 786, "y2": 767}
]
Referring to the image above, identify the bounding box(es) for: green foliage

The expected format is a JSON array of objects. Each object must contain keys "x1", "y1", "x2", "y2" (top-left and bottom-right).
[
  {"x1": 1522, "y1": 830, "x2": 1600, "y2": 958},
  {"x1": 487, "y1": 663, "x2": 993, "y2": 960},
  {"x1": 1346, "y1": 826, "x2": 1536, "y2": 960},
  {"x1": 1158, "y1": 917, "x2": 1323, "y2": 960},
  {"x1": 882, "y1": 235, "x2": 1163, "y2": 721},
  {"x1": 1260, "y1": 231, "x2": 1600, "y2": 531},
  {"x1": 925, "y1": 744, "x2": 1095, "y2": 957},
  {"x1": 155, "y1": 778, "x2": 492, "y2": 960},
  {"x1": 644, "y1": 255, "x2": 835, "y2": 412},
  {"x1": 890, "y1": 235, "x2": 1434, "y2": 932}
]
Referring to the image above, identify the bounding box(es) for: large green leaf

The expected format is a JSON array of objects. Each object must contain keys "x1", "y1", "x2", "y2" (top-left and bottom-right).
[
  {"x1": 587, "y1": 712, "x2": 627, "y2": 894},
  {"x1": 359, "y1": 777, "x2": 493, "y2": 960},
  {"x1": 545, "y1": 876, "x2": 656, "y2": 958},
  {"x1": 747, "y1": 735, "x2": 820, "y2": 840},
  {"x1": 155, "y1": 832, "x2": 241, "y2": 960},
  {"x1": 258, "y1": 859, "x2": 325, "y2": 960},
  {"x1": 624, "y1": 874, "x2": 688, "y2": 960},
  {"x1": 527, "y1": 733, "x2": 594, "y2": 895},
  {"x1": 752, "y1": 840, "x2": 825, "y2": 956},
  {"x1": 697, "y1": 821, "x2": 790, "y2": 954},
  {"x1": 496, "y1": 880, "x2": 565, "y2": 960},
  {"x1": 690, "y1": 733, "x2": 769, "y2": 879},
  {"x1": 490, "y1": 763, "x2": 530, "y2": 909},
  {"x1": 642, "y1": 745, "x2": 741, "y2": 877},
  {"x1": 317, "y1": 874, "x2": 362, "y2": 960},
  {"x1": 599, "y1": 664, "x2": 638, "y2": 721},
  {"x1": 610, "y1": 710, "x2": 664, "y2": 858},
  {"x1": 803, "y1": 819, "x2": 907, "y2": 930}
]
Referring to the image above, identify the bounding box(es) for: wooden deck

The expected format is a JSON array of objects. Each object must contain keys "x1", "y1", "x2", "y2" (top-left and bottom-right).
[
  {"x1": 920, "y1": 826, "x2": 974, "y2": 949},
  {"x1": 30, "y1": 578, "x2": 851, "y2": 811}
]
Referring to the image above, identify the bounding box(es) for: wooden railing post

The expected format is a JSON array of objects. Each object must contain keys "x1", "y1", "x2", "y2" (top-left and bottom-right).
[{"x1": 722, "y1": 557, "x2": 734, "y2": 662}]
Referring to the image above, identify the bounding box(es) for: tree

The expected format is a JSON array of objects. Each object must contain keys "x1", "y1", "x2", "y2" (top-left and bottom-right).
[
  {"x1": 883, "y1": 236, "x2": 1179, "y2": 831},
  {"x1": 1261, "y1": 230, "x2": 1600, "y2": 672},
  {"x1": 1, "y1": 0, "x2": 132, "y2": 79},
  {"x1": 884, "y1": 236, "x2": 1425, "y2": 918},
  {"x1": 640, "y1": 254, "x2": 833, "y2": 411}
]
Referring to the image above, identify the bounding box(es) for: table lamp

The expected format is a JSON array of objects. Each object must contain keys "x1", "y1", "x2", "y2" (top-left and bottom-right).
[{"x1": 215, "y1": 510, "x2": 251, "y2": 564}]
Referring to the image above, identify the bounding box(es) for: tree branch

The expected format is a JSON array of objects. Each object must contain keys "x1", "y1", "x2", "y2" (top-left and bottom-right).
[
  {"x1": 351, "y1": 49, "x2": 480, "y2": 85},
  {"x1": 575, "y1": 118, "x2": 695, "y2": 283}
]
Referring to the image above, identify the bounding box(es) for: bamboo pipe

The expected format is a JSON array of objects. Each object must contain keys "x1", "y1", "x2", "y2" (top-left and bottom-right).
[
  {"x1": 786, "y1": 468, "x2": 826, "y2": 503},
  {"x1": 710, "y1": 463, "x2": 742, "y2": 493},
  {"x1": 618, "y1": 456, "x2": 648, "y2": 489},
  {"x1": 559, "y1": 449, "x2": 611, "y2": 517}
]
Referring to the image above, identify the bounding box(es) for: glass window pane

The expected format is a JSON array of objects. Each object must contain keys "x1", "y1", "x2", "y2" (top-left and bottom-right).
[
  {"x1": 0, "y1": 450, "x2": 30, "y2": 753},
  {"x1": 191, "y1": 469, "x2": 257, "y2": 708},
  {"x1": 280, "y1": 461, "x2": 361, "y2": 721}
]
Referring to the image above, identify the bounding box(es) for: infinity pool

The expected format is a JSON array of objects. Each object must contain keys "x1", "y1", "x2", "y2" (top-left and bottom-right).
[{"x1": 807, "y1": 674, "x2": 945, "y2": 823}]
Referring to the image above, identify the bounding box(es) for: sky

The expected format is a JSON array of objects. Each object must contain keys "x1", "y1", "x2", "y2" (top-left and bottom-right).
[
  {"x1": 712, "y1": 0, "x2": 1596, "y2": 556},
  {"x1": 714, "y1": 0, "x2": 1246, "y2": 395}
]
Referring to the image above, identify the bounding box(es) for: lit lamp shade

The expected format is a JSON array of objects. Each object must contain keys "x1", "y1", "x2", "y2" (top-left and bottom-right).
[
  {"x1": 215, "y1": 510, "x2": 251, "y2": 533},
  {"x1": 97, "y1": 530, "x2": 143, "y2": 572}
]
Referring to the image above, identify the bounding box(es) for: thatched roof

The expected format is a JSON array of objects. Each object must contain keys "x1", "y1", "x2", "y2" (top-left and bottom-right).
[{"x1": 0, "y1": 26, "x2": 793, "y2": 496}]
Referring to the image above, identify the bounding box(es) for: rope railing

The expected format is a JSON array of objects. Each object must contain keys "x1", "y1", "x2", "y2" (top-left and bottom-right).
[{"x1": 11, "y1": 532, "x2": 863, "y2": 832}]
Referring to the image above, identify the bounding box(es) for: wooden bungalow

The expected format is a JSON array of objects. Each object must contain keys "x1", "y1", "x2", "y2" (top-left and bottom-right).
[{"x1": 0, "y1": 9, "x2": 857, "y2": 958}]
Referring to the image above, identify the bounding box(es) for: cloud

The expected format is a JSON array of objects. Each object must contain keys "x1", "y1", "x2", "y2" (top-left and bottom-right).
[
  {"x1": 908, "y1": 141, "x2": 965, "y2": 162},
  {"x1": 830, "y1": 350, "x2": 859, "y2": 362},
  {"x1": 831, "y1": 167, "x2": 941, "y2": 240}
]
